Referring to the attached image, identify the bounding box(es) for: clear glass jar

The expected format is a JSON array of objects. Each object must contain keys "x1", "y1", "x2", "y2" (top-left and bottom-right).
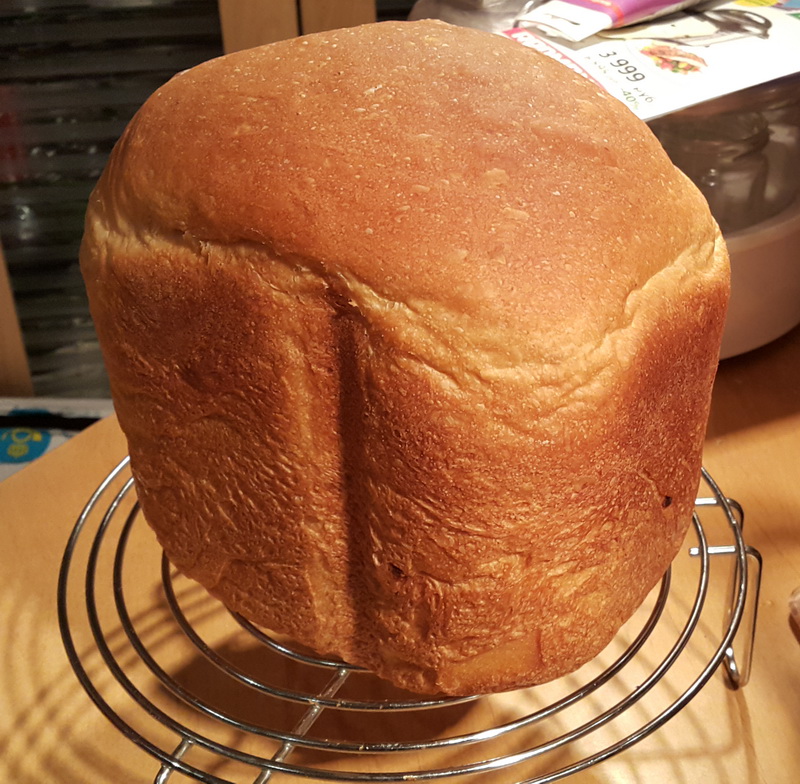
[
  {"x1": 649, "y1": 76, "x2": 800, "y2": 235},
  {"x1": 650, "y1": 111, "x2": 771, "y2": 234},
  {"x1": 408, "y1": 0, "x2": 529, "y2": 33},
  {"x1": 759, "y1": 81, "x2": 800, "y2": 218}
]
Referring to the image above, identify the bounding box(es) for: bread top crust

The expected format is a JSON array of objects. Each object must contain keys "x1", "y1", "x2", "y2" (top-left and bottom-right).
[{"x1": 92, "y1": 19, "x2": 723, "y2": 371}]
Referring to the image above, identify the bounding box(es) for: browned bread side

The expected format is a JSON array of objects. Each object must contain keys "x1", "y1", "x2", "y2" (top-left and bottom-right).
[{"x1": 80, "y1": 20, "x2": 729, "y2": 695}]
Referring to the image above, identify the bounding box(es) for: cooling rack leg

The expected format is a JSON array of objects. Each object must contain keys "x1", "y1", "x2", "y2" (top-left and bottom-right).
[
  {"x1": 253, "y1": 667, "x2": 351, "y2": 783},
  {"x1": 723, "y1": 545, "x2": 762, "y2": 689},
  {"x1": 152, "y1": 738, "x2": 195, "y2": 784},
  {"x1": 691, "y1": 495, "x2": 761, "y2": 690}
]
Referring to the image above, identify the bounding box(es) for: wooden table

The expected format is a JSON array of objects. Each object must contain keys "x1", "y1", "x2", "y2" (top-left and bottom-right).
[{"x1": 2, "y1": 325, "x2": 799, "y2": 784}]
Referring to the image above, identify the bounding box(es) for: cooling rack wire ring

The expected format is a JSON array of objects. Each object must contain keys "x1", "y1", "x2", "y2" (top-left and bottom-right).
[{"x1": 57, "y1": 458, "x2": 762, "y2": 784}]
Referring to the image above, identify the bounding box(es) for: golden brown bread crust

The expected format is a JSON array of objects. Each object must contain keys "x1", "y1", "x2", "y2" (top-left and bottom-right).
[{"x1": 80, "y1": 20, "x2": 729, "y2": 695}]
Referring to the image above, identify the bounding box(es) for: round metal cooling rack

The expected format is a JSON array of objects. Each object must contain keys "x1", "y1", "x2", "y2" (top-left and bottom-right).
[{"x1": 58, "y1": 458, "x2": 762, "y2": 784}]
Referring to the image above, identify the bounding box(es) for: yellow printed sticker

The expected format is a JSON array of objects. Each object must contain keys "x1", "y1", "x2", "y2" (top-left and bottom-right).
[{"x1": 0, "y1": 427, "x2": 51, "y2": 463}]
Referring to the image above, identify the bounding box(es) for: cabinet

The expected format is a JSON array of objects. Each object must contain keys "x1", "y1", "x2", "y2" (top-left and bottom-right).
[{"x1": 218, "y1": 1, "x2": 376, "y2": 51}]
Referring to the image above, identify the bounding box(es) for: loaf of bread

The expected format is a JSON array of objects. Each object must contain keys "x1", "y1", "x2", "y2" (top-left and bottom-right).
[{"x1": 80, "y1": 20, "x2": 729, "y2": 695}]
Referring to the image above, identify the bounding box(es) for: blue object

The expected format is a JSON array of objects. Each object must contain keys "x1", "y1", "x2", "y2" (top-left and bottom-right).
[{"x1": 0, "y1": 426, "x2": 52, "y2": 464}]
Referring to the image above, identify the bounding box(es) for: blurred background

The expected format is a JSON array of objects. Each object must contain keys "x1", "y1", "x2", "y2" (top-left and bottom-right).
[
  {"x1": 2, "y1": 0, "x2": 799, "y2": 400},
  {"x1": 0, "y1": 0, "x2": 415, "y2": 400}
]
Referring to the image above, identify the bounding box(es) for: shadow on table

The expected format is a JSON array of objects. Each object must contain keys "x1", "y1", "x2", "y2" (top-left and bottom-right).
[{"x1": 708, "y1": 323, "x2": 800, "y2": 439}]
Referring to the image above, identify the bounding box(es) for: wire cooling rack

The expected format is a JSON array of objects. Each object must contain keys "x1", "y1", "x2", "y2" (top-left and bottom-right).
[{"x1": 58, "y1": 457, "x2": 761, "y2": 784}]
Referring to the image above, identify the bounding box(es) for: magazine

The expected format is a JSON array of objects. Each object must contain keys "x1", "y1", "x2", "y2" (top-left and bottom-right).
[{"x1": 504, "y1": 0, "x2": 800, "y2": 119}]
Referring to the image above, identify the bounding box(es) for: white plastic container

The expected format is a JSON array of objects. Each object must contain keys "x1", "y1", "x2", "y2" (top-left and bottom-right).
[{"x1": 720, "y1": 195, "x2": 800, "y2": 359}]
